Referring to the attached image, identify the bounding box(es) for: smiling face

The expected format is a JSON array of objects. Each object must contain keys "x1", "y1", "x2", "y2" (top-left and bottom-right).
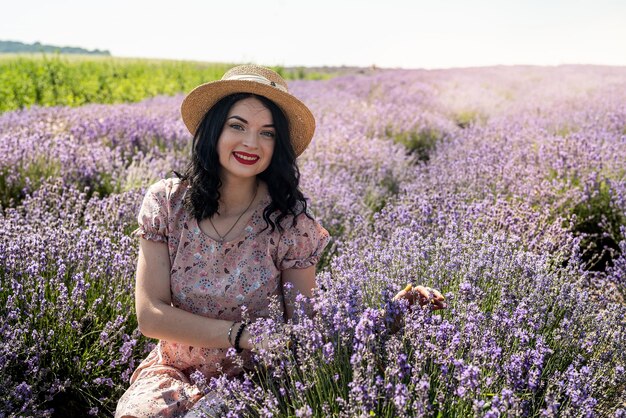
[{"x1": 217, "y1": 96, "x2": 276, "y2": 182}]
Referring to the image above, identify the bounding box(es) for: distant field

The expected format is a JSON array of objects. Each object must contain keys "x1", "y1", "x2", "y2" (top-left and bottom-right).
[{"x1": 0, "y1": 54, "x2": 334, "y2": 112}]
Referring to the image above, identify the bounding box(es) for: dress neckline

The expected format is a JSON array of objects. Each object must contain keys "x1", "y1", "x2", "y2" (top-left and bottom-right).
[{"x1": 194, "y1": 193, "x2": 271, "y2": 245}]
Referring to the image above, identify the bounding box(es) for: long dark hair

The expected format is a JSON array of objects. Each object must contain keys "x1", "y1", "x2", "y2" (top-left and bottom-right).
[{"x1": 174, "y1": 93, "x2": 310, "y2": 232}]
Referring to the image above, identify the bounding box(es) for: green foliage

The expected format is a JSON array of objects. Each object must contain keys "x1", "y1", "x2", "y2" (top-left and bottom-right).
[
  {"x1": 0, "y1": 158, "x2": 61, "y2": 207},
  {"x1": 250, "y1": 339, "x2": 353, "y2": 416},
  {"x1": 316, "y1": 228, "x2": 342, "y2": 274},
  {"x1": 569, "y1": 179, "x2": 625, "y2": 271},
  {"x1": 0, "y1": 54, "x2": 334, "y2": 113},
  {"x1": 386, "y1": 126, "x2": 445, "y2": 163},
  {"x1": 364, "y1": 172, "x2": 400, "y2": 219},
  {"x1": 0, "y1": 55, "x2": 229, "y2": 112},
  {"x1": 453, "y1": 110, "x2": 486, "y2": 129}
]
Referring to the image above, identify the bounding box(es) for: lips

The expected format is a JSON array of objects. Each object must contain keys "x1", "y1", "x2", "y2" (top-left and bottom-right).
[{"x1": 233, "y1": 151, "x2": 260, "y2": 165}]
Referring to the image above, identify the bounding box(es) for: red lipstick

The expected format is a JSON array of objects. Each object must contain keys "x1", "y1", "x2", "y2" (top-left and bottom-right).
[{"x1": 233, "y1": 151, "x2": 260, "y2": 165}]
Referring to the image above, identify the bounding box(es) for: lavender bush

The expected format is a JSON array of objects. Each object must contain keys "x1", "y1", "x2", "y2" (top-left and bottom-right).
[{"x1": 1, "y1": 65, "x2": 625, "y2": 416}]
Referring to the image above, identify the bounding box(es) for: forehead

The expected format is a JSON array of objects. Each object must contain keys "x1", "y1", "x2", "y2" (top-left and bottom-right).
[{"x1": 228, "y1": 97, "x2": 273, "y2": 122}]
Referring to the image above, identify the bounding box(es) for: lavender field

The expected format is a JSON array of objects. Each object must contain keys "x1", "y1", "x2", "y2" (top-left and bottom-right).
[{"x1": 1, "y1": 65, "x2": 626, "y2": 417}]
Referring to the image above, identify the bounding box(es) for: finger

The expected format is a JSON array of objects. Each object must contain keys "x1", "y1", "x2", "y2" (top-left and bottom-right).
[
  {"x1": 392, "y1": 289, "x2": 408, "y2": 301},
  {"x1": 405, "y1": 289, "x2": 419, "y2": 304},
  {"x1": 396, "y1": 290, "x2": 420, "y2": 305},
  {"x1": 393, "y1": 283, "x2": 415, "y2": 301},
  {"x1": 414, "y1": 285, "x2": 432, "y2": 299},
  {"x1": 430, "y1": 299, "x2": 447, "y2": 310},
  {"x1": 429, "y1": 288, "x2": 445, "y2": 301},
  {"x1": 412, "y1": 289, "x2": 432, "y2": 308},
  {"x1": 420, "y1": 286, "x2": 444, "y2": 302}
]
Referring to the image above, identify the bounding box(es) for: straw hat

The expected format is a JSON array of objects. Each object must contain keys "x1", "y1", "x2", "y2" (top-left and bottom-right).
[{"x1": 181, "y1": 64, "x2": 315, "y2": 157}]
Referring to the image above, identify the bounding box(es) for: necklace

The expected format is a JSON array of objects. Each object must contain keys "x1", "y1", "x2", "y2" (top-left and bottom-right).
[{"x1": 209, "y1": 182, "x2": 258, "y2": 243}]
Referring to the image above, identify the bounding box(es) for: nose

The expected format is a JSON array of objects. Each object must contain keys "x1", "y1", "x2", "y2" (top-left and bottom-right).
[{"x1": 242, "y1": 132, "x2": 259, "y2": 149}]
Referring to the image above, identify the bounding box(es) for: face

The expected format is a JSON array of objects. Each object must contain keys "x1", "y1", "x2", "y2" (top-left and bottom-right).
[{"x1": 217, "y1": 97, "x2": 276, "y2": 182}]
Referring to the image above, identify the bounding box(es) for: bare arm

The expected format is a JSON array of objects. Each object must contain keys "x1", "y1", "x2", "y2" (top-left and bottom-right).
[
  {"x1": 135, "y1": 238, "x2": 253, "y2": 349},
  {"x1": 136, "y1": 236, "x2": 319, "y2": 350}
]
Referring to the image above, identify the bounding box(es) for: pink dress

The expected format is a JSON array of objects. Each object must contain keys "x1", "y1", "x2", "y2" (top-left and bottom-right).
[{"x1": 115, "y1": 178, "x2": 330, "y2": 417}]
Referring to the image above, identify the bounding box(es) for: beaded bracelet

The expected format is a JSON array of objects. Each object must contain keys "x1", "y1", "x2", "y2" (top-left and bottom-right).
[
  {"x1": 234, "y1": 322, "x2": 247, "y2": 353},
  {"x1": 227, "y1": 321, "x2": 237, "y2": 347}
]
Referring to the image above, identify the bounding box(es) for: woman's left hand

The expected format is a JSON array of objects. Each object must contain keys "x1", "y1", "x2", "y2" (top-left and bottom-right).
[{"x1": 392, "y1": 283, "x2": 447, "y2": 311}]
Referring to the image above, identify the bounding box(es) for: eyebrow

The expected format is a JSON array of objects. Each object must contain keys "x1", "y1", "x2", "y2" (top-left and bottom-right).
[{"x1": 228, "y1": 115, "x2": 275, "y2": 128}]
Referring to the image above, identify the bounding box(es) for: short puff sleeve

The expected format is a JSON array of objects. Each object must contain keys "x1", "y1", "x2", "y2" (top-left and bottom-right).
[
  {"x1": 133, "y1": 180, "x2": 169, "y2": 243},
  {"x1": 277, "y1": 213, "x2": 331, "y2": 270}
]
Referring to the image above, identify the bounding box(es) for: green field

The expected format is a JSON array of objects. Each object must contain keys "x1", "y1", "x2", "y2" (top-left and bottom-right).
[{"x1": 0, "y1": 54, "x2": 332, "y2": 112}]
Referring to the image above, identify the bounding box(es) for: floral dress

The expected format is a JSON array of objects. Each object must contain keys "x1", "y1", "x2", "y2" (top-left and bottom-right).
[{"x1": 115, "y1": 178, "x2": 330, "y2": 418}]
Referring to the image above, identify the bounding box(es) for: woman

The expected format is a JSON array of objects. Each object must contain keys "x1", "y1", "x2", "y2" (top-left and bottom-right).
[{"x1": 115, "y1": 65, "x2": 445, "y2": 417}]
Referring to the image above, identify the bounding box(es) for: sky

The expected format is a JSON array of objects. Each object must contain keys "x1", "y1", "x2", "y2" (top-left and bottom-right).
[{"x1": 1, "y1": 0, "x2": 625, "y2": 69}]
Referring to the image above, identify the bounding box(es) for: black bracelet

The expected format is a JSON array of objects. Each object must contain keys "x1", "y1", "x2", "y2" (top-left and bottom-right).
[{"x1": 234, "y1": 322, "x2": 247, "y2": 353}]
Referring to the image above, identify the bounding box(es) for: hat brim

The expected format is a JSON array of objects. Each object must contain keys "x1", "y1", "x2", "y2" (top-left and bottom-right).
[{"x1": 181, "y1": 80, "x2": 315, "y2": 157}]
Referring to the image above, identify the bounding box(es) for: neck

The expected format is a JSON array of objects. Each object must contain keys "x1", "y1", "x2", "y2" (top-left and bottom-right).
[{"x1": 218, "y1": 175, "x2": 259, "y2": 215}]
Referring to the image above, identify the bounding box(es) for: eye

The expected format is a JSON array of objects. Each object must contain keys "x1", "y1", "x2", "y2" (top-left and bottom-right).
[
  {"x1": 229, "y1": 123, "x2": 244, "y2": 131},
  {"x1": 262, "y1": 131, "x2": 276, "y2": 138}
]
